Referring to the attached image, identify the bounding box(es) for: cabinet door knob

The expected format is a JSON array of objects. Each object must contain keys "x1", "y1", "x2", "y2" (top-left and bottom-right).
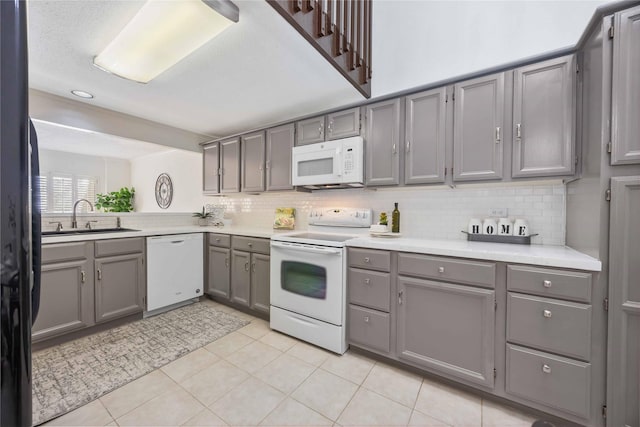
[
  {"x1": 252, "y1": 262, "x2": 256, "y2": 273},
  {"x1": 364, "y1": 278, "x2": 370, "y2": 284},
  {"x1": 542, "y1": 364, "x2": 552, "y2": 374},
  {"x1": 97, "y1": 269, "x2": 102, "y2": 280},
  {"x1": 516, "y1": 123, "x2": 522, "y2": 139},
  {"x1": 406, "y1": 140, "x2": 410, "y2": 153},
  {"x1": 392, "y1": 143, "x2": 397, "y2": 154},
  {"x1": 543, "y1": 309, "x2": 552, "y2": 318},
  {"x1": 364, "y1": 316, "x2": 370, "y2": 323},
  {"x1": 80, "y1": 271, "x2": 86, "y2": 284},
  {"x1": 438, "y1": 266, "x2": 445, "y2": 273},
  {"x1": 244, "y1": 261, "x2": 250, "y2": 271},
  {"x1": 225, "y1": 258, "x2": 229, "y2": 268},
  {"x1": 398, "y1": 290, "x2": 403, "y2": 305},
  {"x1": 364, "y1": 257, "x2": 370, "y2": 263},
  {"x1": 248, "y1": 242, "x2": 253, "y2": 247},
  {"x1": 216, "y1": 238, "x2": 221, "y2": 242},
  {"x1": 543, "y1": 280, "x2": 552, "y2": 288},
  {"x1": 495, "y1": 126, "x2": 501, "y2": 143}
]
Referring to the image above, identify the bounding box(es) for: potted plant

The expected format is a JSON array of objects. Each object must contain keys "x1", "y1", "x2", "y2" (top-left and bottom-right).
[
  {"x1": 193, "y1": 206, "x2": 212, "y2": 226},
  {"x1": 95, "y1": 187, "x2": 135, "y2": 212}
]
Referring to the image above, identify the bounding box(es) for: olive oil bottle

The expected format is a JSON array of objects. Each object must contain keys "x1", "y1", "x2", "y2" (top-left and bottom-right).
[{"x1": 392, "y1": 203, "x2": 400, "y2": 233}]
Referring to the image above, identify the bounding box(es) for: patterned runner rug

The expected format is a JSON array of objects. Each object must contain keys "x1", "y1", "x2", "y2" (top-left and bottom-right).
[{"x1": 32, "y1": 302, "x2": 249, "y2": 425}]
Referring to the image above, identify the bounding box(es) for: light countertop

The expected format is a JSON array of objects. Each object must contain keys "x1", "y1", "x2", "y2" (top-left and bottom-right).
[
  {"x1": 346, "y1": 236, "x2": 602, "y2": 271},
  {"x1": 42, "y1": 226, "x2": 601, "y2": 271}
]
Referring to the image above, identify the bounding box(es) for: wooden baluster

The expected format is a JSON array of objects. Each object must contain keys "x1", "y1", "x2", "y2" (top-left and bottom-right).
[
  {"x1": 348, "y1": 0, "x2": 355, "y2": 70},
  {"x1": 326, "y1": 0, "x2": 333, "y2": 35},
  {"x1": 316, "y1": 0, "x2": 325, "y2": 36},
  {"x1": 356, "y1": 0, "x2": 361, "y2": 68},
  {"x1": 334, "y1": 0, "x2": 342, "y2": 55},
  {"x1": 304, "y1": 0, "x2": 314, "y2": 13}
]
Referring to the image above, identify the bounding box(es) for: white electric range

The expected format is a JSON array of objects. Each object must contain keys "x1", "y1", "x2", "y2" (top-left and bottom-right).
[{"x1": 270, "y1": 208, "x2": 372, "y2": 354}]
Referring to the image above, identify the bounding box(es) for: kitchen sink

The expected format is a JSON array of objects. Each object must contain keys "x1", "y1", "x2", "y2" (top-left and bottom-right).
[{"x1": 42, "y1": 228, "x2": 139, "y2": 236}]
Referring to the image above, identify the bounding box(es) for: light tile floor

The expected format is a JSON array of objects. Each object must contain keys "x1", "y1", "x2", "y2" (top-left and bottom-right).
[{"x1": 43, "y1": 300, "x2": 537, "y2": 427}]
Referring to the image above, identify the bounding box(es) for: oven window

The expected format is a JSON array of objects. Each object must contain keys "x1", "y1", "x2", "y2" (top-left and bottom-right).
[
  {"x1": 298, "y1": 158, "x2": 333, "y2": 177},
  {"x1": 281, "y1": 261, "x2": 327, "y2": 299}
]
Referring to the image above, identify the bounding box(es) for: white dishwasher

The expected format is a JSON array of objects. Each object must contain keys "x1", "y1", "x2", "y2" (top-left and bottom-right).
[{"x1": 146, "y1": 233, "x2": 203, "y2": 313}]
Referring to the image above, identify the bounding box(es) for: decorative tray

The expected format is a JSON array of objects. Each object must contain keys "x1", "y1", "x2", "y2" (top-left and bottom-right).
[{"x1": 462, "y1": 231, "x2": 537, "y2": 245}]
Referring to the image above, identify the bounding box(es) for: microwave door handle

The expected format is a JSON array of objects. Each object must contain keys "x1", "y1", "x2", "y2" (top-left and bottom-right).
[{"x1": 271, "y1": 241, "x2": 342, "y2": 255}]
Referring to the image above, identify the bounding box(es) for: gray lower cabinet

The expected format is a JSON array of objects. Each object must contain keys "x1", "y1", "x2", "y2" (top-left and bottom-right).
[
  {"x1": 220, "y1": 137, "x2": 241, "y2": 193},
  {"x1": 397, "y1": 276, "x2": 496, "y2": 388},
  {"x1": 611, "y1": 6, "x2": 640, "y2": 165},
  {"x1": 607, "y1": 176, "x2": 640, "y2": 427},
  {"x1": 266, "y1": 123, "x2": 295, "y2": 191},
  {"x1": 231, "y1": 250, "x2": 251, "y2": 306},
  {"x1": 365, "y1": 98, "x2": 402, "y2": 186},
  {"x1": 512, "y1": 55, "x2": 575, "y2": 177},
  {"x1": 94, "y1": 237, "x2": 145, "y2": 324},
  {"x1": 95, "y1": 253, "x2": 145, "y2": 323},
  {"x1": 241, "y1": 131, "x2": 266, "y2": 192},
  {"x1": 250, "y1": 253, "x2": 270, "y2": 314},
  {"x1": 203, "y1": 142, "x2": 220, "y2": 194},
  {"x1": 296, "y1": 115, "x2": 325, "y2": 146},
  {"x1": 326, "y1": 107, "x2": 360, "y2": 140},
  {"x1": 207, "y1": 246, "x2": 230, "y2": 299},
  {"x1": 404, "y1": 88, "x2": 446, "y2": 184},
  {"x1": 32, "y1": 242, "x2": 94, "y2": 342},
  {"x1": 453, "y1": 72, "x2": 505, "y2": 181}
]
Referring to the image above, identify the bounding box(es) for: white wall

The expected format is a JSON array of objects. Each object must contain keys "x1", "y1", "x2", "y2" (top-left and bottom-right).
[
  {"x1": 372, "y1": 0, "x2": 608, "y2": 97},
  {"x1": 39, "y1": 149, "x2": 131, "y2": 193},
  {"x1": 130, "y1": 149, "x2": 208, "y2": 212}
]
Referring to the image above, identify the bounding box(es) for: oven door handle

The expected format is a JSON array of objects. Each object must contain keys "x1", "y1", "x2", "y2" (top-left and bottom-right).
[{"x1": 270, "y1": 241, "x2": 342, "y2": 255}]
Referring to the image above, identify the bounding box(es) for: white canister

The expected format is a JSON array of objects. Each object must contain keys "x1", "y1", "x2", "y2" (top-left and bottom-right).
[
  {"x1": 468, "y1": 218, "x2": 482, "y2": 234},
  {"x1": 513, "y1": 219, "x2": 530, "y2": 236},
  {"x1": 497, "y1": 218, "x2": 513, "y2": 236},
  {"x1": 483, "y1": 218, "x2": 498, "y2": 235}
]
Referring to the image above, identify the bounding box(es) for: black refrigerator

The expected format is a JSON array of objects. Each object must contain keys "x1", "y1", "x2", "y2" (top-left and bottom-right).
[{"x1": 1, "y1": 1, "x2": 42, "y2": 426}]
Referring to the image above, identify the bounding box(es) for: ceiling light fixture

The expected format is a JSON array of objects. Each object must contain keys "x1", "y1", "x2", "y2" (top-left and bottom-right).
[
  {"x1": 70, "y1": 90, "x2": 94, "y2": 99},
  {"x1": 93, "y1": 0, "x2": 239, "y2": 84}
]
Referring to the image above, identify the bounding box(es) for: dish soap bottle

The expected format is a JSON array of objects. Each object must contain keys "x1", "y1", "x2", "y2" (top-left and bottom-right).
[{"x1": 392, "y1": 203, "x2": 400, "y2": 233}]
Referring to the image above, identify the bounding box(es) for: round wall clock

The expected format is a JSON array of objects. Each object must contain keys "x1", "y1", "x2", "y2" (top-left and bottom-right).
[{"x1": 155, "y1": 173, "x2": 173, "y2": 209}]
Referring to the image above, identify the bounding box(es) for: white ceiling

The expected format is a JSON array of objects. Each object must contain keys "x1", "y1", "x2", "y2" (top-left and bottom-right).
[
  {"x1": 33, "y1": 120, "x2": 173, "y2": 159},
  {"x1": 27, "y1": 0, "x2": 364, "y2": 137}
]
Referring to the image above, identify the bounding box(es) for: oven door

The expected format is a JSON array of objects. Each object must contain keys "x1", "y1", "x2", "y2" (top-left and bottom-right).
[
  {"x1": 292, "y1": 143, "x2": 342, "y2": 186},
  {"x1": 270, "y1": 241, "x2": 344, "y2": 325}
]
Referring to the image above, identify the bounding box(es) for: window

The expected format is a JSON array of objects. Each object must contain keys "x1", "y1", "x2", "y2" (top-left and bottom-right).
[{"x1": 37, "y1": 173, "x2": 98, "y2": 213}]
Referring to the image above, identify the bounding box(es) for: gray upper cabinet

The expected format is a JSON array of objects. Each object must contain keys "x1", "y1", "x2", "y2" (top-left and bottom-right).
[
  {"x1": 454, "y1": 73, "x2": 505, "y2": 181},
  {"x1": 327, "y1": 107, "x2": 360, "y2": 140},
  {"x1": 241, "y1": 131, "x2": 266, "y2": 192},
  {"x1": 296, "y1": 116, "x2": 325, "y2": 146},
  {"x1": 231, "y1": 250, "x2": 251, "y2": 307},
  {"x1": 203, "y1": 142, "x2": 219, "y2": 194},
  {"x1": 250, "y1": 253, "x2": 270, "y2": 314},
  {"x1": 32, "y1": 242, "x2": 94, "y2": 342},
  {"x1": 404, "y1": 88, "x2": 447, "y2": 184},
  {"x1": 365, "y1": 98, "x2": 402, "y2": 186},
  {"x1": 512, "y1": 55, "x2": 575, "y2": 177},
  {"x1": 207, "y1": 246, "x2": 230, "y2": 299},
  {"x1": 607, "y1": 176, "x2": 640, "y2": 427},
  {"x1": 220, "y1": 137, "x2": 241, "y2": 193},
  {"x1": 397, "y1": 276, "x2": 495, "y2": 388},
  {"x1": 266, "y1": 123, "x2": 295, "y2": 191},
  {"x1": 611, "y1": 6, "x2": 640, "y2": 165},
  {"x1": 95, "y1": 253, "x2": 145, "y2": 324}
]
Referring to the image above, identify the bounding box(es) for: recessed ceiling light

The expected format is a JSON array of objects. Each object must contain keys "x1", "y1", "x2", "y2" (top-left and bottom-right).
[{"x1": 71, "y1": 90, "x2": 94, "y2": 99}]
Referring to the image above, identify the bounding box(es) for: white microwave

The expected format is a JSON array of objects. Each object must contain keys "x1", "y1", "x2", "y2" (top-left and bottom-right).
[{"x1": 291, "y1": 136, "x2": 364, "y2": 189}]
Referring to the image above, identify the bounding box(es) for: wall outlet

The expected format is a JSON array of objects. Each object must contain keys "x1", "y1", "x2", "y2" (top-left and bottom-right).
[{"x1": 489, "y1": 208, "x2": 508, "y2": 217}]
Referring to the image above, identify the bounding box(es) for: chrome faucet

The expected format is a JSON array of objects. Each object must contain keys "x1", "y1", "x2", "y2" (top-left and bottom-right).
[{"x1": 71, "y1": 199, "x2": 94, "y2": 228}]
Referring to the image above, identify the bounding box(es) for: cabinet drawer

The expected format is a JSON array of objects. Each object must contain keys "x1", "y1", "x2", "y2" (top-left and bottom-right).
[
  {"x1": 507, "y1": 293, "x2": 591, "y2": 361},
  {"x1": 506, "y1": 344, "x2": 590, "y2": 419},
  {"x1": 209, "y1": 233, "x2": 231, "y2": 248},
  {"x1": 348, "y1": 248, "x2": 390, "y2": 272},
  {"x1": 507, "y1": 265, "x2": 592, "y2": 303},
  {"x1": 348, "y1": 268, "x2": 390, "y2": 312},
  {"x1": 42, "y1": 242, "x2": 91, "y2": 264},
  {"x1": 398, "y1": 253, "x2": 496, "y2": 288},
  {"x1": 348, "y1": 305, "x2": 390, "y2": 353},
  {"x1": 232, "y1": 236, "x2": 270, "y2": 254},
  {"x1": 95, "y1": 237, "x2": 144, "y2": 257}
]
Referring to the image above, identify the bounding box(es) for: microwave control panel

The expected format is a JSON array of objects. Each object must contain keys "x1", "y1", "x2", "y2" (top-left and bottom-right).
[{"x1": 341, "y1": 138, "x2": 363, "y2": 181}]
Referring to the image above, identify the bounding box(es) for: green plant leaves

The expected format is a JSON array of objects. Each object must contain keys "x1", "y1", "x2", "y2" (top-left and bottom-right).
[{"x1": 95, "y1": 187, "x2": 135, "y2": 212}]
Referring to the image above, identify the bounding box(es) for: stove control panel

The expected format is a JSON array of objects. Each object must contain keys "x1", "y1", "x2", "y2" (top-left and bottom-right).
[{"x1": 308, "y1": 207, "x2": 373, "y2": 228}]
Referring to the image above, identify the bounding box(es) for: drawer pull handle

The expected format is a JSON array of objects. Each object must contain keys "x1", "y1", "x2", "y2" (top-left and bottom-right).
[
  {"x1": 216, "y1": 238, "x2": 221, "y2": 242},
  {"x1": 364, "y1": 257, "x2": 370, "y2": 263},
  {"x1": 543, "y1": 280, "x2": 552, "y2": 288},
  {"x1": 542, "y1": 364, "x2": 552, "y2": 374},
  {"x1": 364, "y1": 316, "x2": 370, "y2": 323},
  {"x1": 438, "y1": 266, "x2": 445, "y2": 273},
  {"x1": 364, "y1": 278, "x2": 370, "y2": 284},
  {"x1": 543, "y1": 309, "x2": 552, "y2": 318},
  {"x1": 248, "y1": 242, "x2": 253, "y2": 247}
]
